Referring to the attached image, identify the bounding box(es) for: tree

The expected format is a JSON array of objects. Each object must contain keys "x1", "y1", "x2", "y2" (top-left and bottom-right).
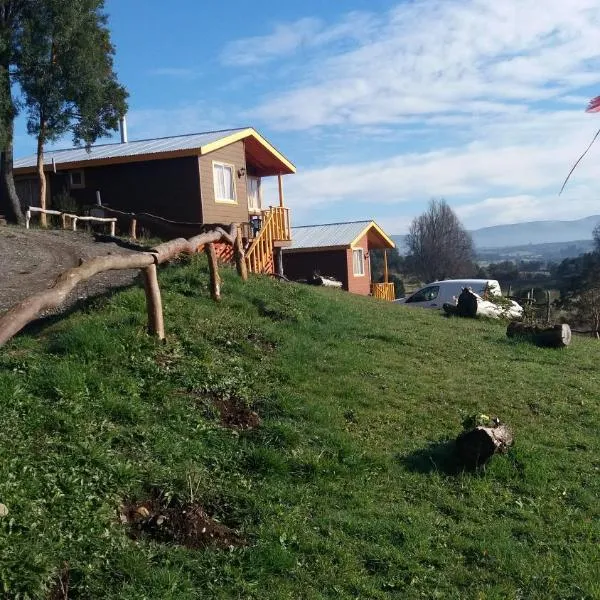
[
  {"x1": 405, "y1": 199, "x2": 474, "y2": 282},
  {"x1": 593, "y1": 223, "x2": 600, "y2": 254},
  {"x1": 0, "y1": 0, "x2": 30, "y2": 224},
  {"x1": 16, "y1": 0, "x2": 127, "y2": 225}
]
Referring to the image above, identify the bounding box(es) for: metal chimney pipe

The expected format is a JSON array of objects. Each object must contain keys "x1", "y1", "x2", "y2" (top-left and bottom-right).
[{"x1": 119, "y1": 116, "x2": 128, "y2": 143}]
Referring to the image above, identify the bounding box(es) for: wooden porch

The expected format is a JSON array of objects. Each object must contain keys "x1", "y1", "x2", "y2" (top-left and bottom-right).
[
  {"x1": 371, "y1": 249, "x2": 396, "y2": 301},
  {"x1": 244, "y1": 174, "x2": 291, "y2": 274},
  {"x1": 371, "y1": 282, "x2": 395, "y2": 301}
]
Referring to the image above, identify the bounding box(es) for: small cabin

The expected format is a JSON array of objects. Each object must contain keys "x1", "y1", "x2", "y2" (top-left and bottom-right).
[
  {"x1": 12, "y1": 127, "x2": 295, "y2": 274},
  {"x1": 283, "y1": 220, "x2": 396, "y2": 298}
]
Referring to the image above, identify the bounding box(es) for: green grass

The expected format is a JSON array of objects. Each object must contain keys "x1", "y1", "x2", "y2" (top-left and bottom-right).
[{"x1": 0, "y1": 255, "x2": 598, "y2": 599}]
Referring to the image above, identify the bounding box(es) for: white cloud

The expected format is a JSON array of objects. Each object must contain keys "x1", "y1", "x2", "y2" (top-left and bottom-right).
[
  {"x1": 231, "y1": 0, "x2": 600, "y2": 129},
  {"x1": 281, "y1": 108, "x2": 600, "y2": 230},
  {"x1": 220, "y1": 13, "x2": 375, "y2": 67}
]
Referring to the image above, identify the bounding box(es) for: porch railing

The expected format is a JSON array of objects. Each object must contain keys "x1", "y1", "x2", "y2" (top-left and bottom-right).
[
  {"x1": 371, "y1": 282, "x2": 395, "y2": 301},
  {"x1": 264, "y1": 206, "x2": 291, "y2": 241}
]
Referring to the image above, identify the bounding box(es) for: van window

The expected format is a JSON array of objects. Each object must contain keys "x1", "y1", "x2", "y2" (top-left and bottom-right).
[{"x1": 407, "y1": 285, "x2": 440, "y2": 303}]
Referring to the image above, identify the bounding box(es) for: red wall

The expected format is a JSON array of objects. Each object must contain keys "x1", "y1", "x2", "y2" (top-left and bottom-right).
[{"x1": 346, "y1": 234, "x2": 371, "y2": 295}]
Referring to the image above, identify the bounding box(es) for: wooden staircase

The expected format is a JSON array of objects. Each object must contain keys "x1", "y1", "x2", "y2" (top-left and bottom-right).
[{"x1": 245, "y1": 207, "x2": 291, "y2": 274}]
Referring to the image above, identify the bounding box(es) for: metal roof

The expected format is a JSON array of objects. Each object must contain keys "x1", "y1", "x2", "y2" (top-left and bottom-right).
[
  {"x1": 14, "y1": 128, "x2": 248, "y2": 169},
  {"x1": 288, "y1": 221, "x2": 374, "y2": 250}
]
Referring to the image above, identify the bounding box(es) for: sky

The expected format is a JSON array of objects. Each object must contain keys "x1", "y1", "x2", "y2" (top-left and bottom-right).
[{"x1": 12, "y1": 0, "x2": 600, "y2": 233}]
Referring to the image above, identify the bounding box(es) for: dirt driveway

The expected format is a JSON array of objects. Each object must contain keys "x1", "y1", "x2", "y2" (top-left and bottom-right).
[{"x1": 0, "y1": 227, "x2": 142, "y2": 314}]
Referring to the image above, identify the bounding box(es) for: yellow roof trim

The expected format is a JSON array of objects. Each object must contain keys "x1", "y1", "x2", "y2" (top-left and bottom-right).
[
  {"x1": 200, "y1": 127, "x2": 296, "y2": 173},
  {"x1": 350, "y1": 221, "x2": 396, "y2": 249}
]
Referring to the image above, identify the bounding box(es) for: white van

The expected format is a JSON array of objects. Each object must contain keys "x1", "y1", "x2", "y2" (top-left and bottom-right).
[{"x1": 395, "y1": 279, "x2": 502, "y2": 309}]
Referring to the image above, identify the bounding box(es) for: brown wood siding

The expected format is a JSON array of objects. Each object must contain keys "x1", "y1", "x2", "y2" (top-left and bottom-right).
[
  {"x1": 347, "y1": 235, "x2": 371, "y2": 295},
  {"x1": 46, "y1": 156, "x2": 202, "y2": 221},
  {"x1": 199, "y1": 141, "x2": 250, "y2": 224},
  {"x1": 283, "y1": 249, "x2": 350, "y2": 290}
]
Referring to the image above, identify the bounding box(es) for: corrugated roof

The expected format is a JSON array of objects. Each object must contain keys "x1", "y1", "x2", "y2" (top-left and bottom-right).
[
  {"x1": 289, "y1": 221, "x2": 373, "y2": 250},
  {"x1": 14, "y1": 128, "x2": 248, "y2": 169}
]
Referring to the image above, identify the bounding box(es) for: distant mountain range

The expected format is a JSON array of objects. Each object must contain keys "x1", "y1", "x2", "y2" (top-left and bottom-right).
[{"x1": 392, "y1": 215, "x2": 600, "y2": 254}]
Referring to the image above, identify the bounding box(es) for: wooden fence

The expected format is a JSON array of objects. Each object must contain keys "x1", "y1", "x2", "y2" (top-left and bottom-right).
[
  {"x1": 0, "y1": 223, "x2": 248, "y2": 348},
  {"x1": 26, "y1": 206, "x2": 117, "y2": 236}
]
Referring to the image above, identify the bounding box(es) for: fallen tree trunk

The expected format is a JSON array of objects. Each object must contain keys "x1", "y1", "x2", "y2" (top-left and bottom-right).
[
  {"x1": 456, "y1": 425, "x2": 513, "y2": 468},
  {"x1": 507, "y1": 322, "x2": 571, "y2": 348}
]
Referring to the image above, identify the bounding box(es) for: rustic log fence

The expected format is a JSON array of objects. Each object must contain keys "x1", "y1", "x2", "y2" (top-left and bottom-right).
[
  {"x1": 0, "y1": 223, "x2": 248, "y2": 347},
  {"x1": 26, "y1": 206, "x2": 117, "y2": 236}
]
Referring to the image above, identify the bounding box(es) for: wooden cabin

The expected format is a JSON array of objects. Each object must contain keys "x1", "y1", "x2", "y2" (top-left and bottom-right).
[
  {"x1": 283, "y1": 221, "x2": 396, "y2": 299},
  {"x1": 12, "y1": 127, "x2": 295, "y2": 274}
]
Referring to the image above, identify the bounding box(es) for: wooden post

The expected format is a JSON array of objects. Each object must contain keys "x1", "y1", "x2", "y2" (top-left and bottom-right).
[
  {"x1": 61, "y1": 213, "x2": 66, "y2": 229},
  {"x1": 143, "y1": 263, "x2": 165, "y2": 340},
  {"x1": 129, "y1": 217, "x2": 137, "y2": 240},
  {"x1": 205, "y1": 242, "x2": 221, "y2": 301},
  {"x1": 233, "y1": 226, "x2": 248, "y2": 281},
  {"x1": 275, "y1": 247, "x2": 284, "y2": 277},
  {"x1": 383, "y1": 249, "x2": 389, "y2": 284},
  {"x1": 72, "y1": 217, "x2": 77, "y2": 232},
  {"x1": 110, "y1": 221, "x2": 116, "y2": 237},
  {"x1": 25, "y1": 210, "x2": 31, "y2": 229},
  {"x1": 278, "y1": 174, "x2": 284, "y2": 208}
]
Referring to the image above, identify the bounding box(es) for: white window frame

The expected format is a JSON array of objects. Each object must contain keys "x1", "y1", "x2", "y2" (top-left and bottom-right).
[
  {"x1": 352, "y1": 248, "x2": 365, "y2": 276},
  {"x1": 247, "y1": 175, "x2": 262, "y2": 213},
  {"x1": 69, "y1": 170, "x2": 85, "y2": 189},
  {"x1": 212, "y1": 161, "x2": 237, "y2": 204}
]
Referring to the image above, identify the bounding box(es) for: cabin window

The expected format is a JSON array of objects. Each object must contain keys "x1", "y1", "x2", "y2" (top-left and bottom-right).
[
  {"x1": 352, "y1": 248, "x2": 365, "y2": 276},
  {"x1": 213, "y1": 162, "x2": 236, "y2": 203},
  {"x1": 69, "y1": 170, "x2": 85, "y2": 189},
  {"x1": 247, "y1": 176, "x2": 261, "y2": 212}
]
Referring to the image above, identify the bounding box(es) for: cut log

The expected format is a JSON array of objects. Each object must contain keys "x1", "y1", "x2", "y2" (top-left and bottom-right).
[
  {"x1": 456, "y1": 425, "x2": 513, "y2": 468},
  {"x1": 456, "y1": 287, "x2": 478, "y2": 318},
  {"x1": 443, "y1": 287, "x2": 478, "y2": 317},
  {"x1": 507, "y1": 322, "x2": 571, "y2": 348}
]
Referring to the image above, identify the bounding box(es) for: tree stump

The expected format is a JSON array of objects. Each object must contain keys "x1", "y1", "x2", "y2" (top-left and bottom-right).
[
  {"x1": 507, "y1": 322, "x2": 571, "y2": 348},
  {"x1": 443, "y1": 287, "x2": 478, "y2": 318},
  {"x1": 456, "y1": 425, "x2": 513, "y2": 468}
]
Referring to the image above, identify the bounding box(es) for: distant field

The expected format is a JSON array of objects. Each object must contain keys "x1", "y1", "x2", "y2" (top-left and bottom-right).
[{"x1": 0, "y1": 256, "x2": 598, "y2": 598}]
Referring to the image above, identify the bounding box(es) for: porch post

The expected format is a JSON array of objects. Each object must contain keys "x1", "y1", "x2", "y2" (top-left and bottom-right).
[
  {"x1": 275, "y1": 247, "x2": 284, "y2": 277},
  {"x1": 383, "y1": 250, "x2": 389, "y2": 284},
  {"x1": 278, "y1": 174, "x2": 284, "y2": 207}
]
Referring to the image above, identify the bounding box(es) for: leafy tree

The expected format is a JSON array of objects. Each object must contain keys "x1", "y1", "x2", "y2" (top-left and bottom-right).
[
  {"x1": 16, "y1": 0, "x2": 127, "y2": 225},
  {"x1": 0, "y1": 0, "x2": 30, "y2": 224},
  {"x1": 405, "y1": 199, "x2": 474, "y2": 282},
  {"x1": 593, "y1": 223, "x2": 600, "y2": 253}
]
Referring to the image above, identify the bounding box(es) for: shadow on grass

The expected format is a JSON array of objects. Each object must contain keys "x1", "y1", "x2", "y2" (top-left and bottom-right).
[{"x1": 398, "y1": 439, "x2": 466, "y2": 475}]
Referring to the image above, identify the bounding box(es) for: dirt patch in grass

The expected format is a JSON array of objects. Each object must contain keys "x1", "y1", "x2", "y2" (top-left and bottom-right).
[
  {"x1": 214, "y1": 397, "x2": 261, "y2": 430},
  {"x1": 121, "y1": 498, "x2": 245, "y2": 550},
  {"x1": 47, "y1": 563, "x2": 70, "y2": 600}
]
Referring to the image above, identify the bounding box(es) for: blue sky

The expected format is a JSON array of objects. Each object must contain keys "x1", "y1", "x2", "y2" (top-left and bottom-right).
[{"x1": 13, "y1": 0, "x2": 600, "y2": 233}]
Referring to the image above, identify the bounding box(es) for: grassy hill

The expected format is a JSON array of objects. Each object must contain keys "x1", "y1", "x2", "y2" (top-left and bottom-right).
[{"x1": 0, "y1": 256, "x2": 598, "y2": 599}]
